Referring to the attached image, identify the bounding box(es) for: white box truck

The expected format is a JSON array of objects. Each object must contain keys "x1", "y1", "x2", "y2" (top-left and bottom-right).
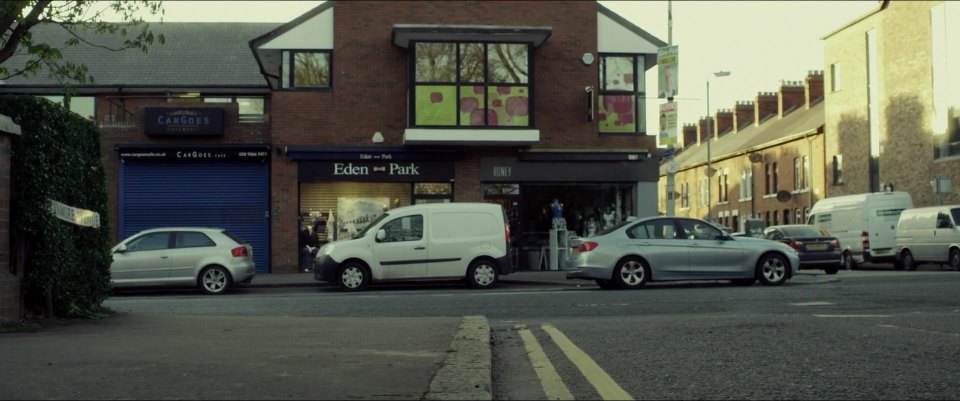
[{"x1": 806, "y1": 191, "x2": 913, "y2": 269}]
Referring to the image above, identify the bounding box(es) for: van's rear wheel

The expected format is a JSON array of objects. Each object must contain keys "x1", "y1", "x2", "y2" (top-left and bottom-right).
[
  {"x1": 467, "y1": 259, "x2": 499, "y2": 289},
  {"x1": 949, "y1": 248, "x2": 960, "y2": 270},
  {"x1": 900, "y1": 250, "x2": 917, "y2": 271}
]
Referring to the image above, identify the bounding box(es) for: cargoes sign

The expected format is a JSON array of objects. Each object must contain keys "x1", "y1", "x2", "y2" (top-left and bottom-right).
[{"x1": 144, "y1": 107, "x2": 225, "y2": 136}]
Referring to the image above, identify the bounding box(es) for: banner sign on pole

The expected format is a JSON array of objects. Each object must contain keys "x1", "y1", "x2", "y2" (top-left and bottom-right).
[
  {"x1": 657, "y1": 45, "x2": 679, "y2": 99},
  {"x1": 659, "y1": 101, "x2": 679, "y2": 146}
]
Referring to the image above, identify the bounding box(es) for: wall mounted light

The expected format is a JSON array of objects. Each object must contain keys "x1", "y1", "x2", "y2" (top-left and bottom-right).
[{"x1": 372, "y1": 131, "x2": 384, "y2": 143}]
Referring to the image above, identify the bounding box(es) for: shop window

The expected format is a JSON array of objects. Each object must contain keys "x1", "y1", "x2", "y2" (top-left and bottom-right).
[
  {"x1": 412, "y1": 42, "x2": 530, "y2": 128},
  {"x1": 598, "y1": 54, "x2": 647, "y2": 134},
  {"x1": 284, "y1": 51, "x2": 332, "y2": 89}
]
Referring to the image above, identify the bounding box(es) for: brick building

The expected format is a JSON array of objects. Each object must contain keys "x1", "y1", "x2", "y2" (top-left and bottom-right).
[
  {"x1": 1, "y1": 1, "x2": 665, "y2": 274},
  {"x1": 823, "y1": 0, "x2": 960, "y2": 206},
  {"x1": 658, "y1": 72, "x2": 826, "y2": 232}
]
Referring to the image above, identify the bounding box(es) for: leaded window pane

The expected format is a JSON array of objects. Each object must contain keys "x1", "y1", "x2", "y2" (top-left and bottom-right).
[
  {"x1": 293, "y1": 52, "x2": 330, "y2": 87},
  {"x1": 487, "y1": 43, "x2": 528, "y2": 83},
  {"x1": 598, "y1": 95, "x2": 636, "y2": 132},
  {"x1": 416, "y1": 43, "x2": 456, "y2": 82},
  {"x1": 459, "y1": 43, "x2": 484, "y2": 83},
  {"x1": 602, "y1": 56, "x2": 634, "y2": 91}
]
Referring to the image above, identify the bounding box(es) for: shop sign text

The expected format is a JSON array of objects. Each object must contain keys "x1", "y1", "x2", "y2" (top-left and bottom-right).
[{"x1": 334, "y1": 162, "x2": 422, "y2": 176}]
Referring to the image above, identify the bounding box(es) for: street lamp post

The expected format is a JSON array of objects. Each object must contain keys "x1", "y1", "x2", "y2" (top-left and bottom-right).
[{"x1": 706, "y1": 70, "x2": 730, "y2": 222}]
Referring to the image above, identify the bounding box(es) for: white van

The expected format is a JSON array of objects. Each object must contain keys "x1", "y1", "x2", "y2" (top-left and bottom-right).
[
  {"x1": 313, "y1": 202, "x2": 513, "y2": 291},
  {"x1": 895, "y1": 205, "x2": 960, "y2": 270},
  {"x1": 806, "y1": 192, "x2": 913, "y2": 269}
]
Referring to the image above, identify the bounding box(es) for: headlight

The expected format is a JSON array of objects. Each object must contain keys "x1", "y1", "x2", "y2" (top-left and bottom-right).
[{"x1": 318, "y1": 243, "x2": 333, "y2": 256}]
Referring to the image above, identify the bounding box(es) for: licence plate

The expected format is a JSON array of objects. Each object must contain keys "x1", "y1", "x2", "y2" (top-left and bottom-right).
[{"x1": 806, "y1": 243, "x2": 827, "y2": 251}]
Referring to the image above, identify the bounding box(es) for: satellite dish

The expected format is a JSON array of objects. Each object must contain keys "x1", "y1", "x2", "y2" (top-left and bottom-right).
[{"x1": 776, "y1": 190, "x2": 792, "y2": 202}]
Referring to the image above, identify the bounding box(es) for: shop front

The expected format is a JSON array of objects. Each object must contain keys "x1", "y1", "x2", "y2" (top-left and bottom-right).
[
  {"x1": 480, "y1": 152, "x2": 658, "y2": 270},
  {"x1": 286, "y1": 146, "x2": 462, "y2": 269},
  {"x1": 115, "y1": 144, "x2": 272, "y2": 272}
]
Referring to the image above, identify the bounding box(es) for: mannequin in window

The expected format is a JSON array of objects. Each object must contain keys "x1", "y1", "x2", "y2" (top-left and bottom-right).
[
  {"x1": 602, "y1": 207, "x2": 616, "y2": 230},
  {"x1": 550, "y1": 198, "x2": 566, "y2": 230}
]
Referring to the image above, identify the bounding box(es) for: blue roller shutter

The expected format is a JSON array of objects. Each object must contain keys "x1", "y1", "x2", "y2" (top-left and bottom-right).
[{"x1": 119, "y1": 161, "x2": 270, "y2": 273}]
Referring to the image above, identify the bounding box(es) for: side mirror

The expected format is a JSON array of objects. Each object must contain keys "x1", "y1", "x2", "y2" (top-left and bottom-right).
[
  {"x1": 114, "y1": 245, "x2": 127, "y2": 254},
  {"x1": 376, "y1": 229, "x2": 386, "y2": 242}
]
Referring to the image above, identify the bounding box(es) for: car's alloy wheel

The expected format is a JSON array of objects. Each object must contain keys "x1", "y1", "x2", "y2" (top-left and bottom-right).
[
  {"x1": 338, "y1": 262, "x2": 370, "y2": 291},
  {"x1": 467, "y1": 260, "x2": 498, "y2": 289},
  {"x1": 614, "y1": 258, "x2": 648, "y2": 289},
  {"x1": 949, "y1": 248, "x2": 960, "y2": 270},
  {"x1": 200, "y1": 266, "x2": 232, "y2": 295},
  {"x1": 901, "y1": 251, "x2": 916, "y2": 271},
  {"x1": 757, "y1": 254, "x2": 788, "y2": 286}
]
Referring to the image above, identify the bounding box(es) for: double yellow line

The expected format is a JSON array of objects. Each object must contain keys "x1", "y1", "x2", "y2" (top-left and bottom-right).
[{"x1": 517, "y1": 324, "x2": 633, "y2": 400}]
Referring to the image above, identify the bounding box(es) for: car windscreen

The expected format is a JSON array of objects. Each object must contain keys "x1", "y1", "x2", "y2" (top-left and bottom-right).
[
  {"x1": 353, "y1": 212, "x2": 390, "y2": 239},
  {"x1": 780, "y1": 226, "x2": 824, "y2": 237},
  {"x1": 952, "y1": 208, "x2": 960, "y2": 227}
]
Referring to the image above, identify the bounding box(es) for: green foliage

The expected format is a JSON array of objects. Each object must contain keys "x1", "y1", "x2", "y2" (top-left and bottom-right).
[
  {"x1": 0, "y1": 95, "x2": 113, "y2": 318},
  {"x1": 0, "y1": 1, "x2": 165, "y2": 85}
]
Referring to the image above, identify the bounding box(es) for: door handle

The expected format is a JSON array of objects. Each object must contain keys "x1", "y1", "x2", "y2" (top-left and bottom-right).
[{"x1": 414, "y1": 246, "x2": 426, "y2": 250}]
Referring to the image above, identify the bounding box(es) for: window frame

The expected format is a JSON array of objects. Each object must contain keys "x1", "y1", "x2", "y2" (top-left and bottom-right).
[
  {"x1": 409, "y1": 41, "x2": 533, "y2": 128},
  {"x1": 598, "y1": 53, "x2": 648, "y2": 135},
  {"x1": 286, "y1": 49, "x2": 333, "y2": 90}
]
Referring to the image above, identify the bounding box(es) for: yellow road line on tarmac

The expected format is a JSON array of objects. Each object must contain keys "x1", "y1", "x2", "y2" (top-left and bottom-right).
[
  {"x1": 518, "y1": 328, "x2": 574, "y2": 400},
  {"x1": 542, "y1": 324, "x2": 634, "y2": 401}
]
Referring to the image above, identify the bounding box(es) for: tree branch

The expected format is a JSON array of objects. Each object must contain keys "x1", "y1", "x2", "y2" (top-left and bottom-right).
[{"x1": 0, "y1": 0, "x2": 52, "y2": 65}]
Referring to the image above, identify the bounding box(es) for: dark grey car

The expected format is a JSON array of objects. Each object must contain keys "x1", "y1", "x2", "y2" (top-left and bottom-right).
[{"x1": 763, "y1": 224, "x2": 842, "y2": 274}]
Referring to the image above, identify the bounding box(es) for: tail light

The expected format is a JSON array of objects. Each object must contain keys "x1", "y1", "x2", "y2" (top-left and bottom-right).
[
  {"x1": 231, "y1": 246, "x2": 249, "y2": 257},
  {"x1": 861, "y1": 231, "x2": 870, "y2": 252},
  {"x1": 504, "y1": 222, "x2": 511, "y2": 242},
  {"x1": 578, "y1": 241, "x2": 599, "y2": 252},
  {"x1": 829, "y1": 239, "x2": 840, "y2": 249},
  {"x1": 787, "y1": 240, "x2": 802, "y2": 250}
]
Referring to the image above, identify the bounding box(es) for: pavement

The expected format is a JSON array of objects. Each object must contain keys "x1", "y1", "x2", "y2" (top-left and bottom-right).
[{"x1": 0, "y1": 269, "x2": 840, "y2": 400}]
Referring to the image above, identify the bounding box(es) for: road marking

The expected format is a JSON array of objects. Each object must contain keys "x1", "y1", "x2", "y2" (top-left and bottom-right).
[
  {"x1": 518, "y1": 328, "x2": 574, "y2": 400},
  {"x1": 813, "y1": 314, "x2": 892, "y2": 318},
  {"x1": 542, "y1": 324, "x2": 633, "y2": 401},
  {"x1": 790, "y1": 301, "x2": 835, "y2": 306}
]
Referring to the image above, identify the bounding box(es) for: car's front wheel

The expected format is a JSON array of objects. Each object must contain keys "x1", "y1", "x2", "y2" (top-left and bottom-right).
[
  {"x1": 757, "y1": 253, "x2": 788, "y2": 286},
  {"x1": 338, "y1": 261, "x2": 371, "y2": 291},
  {"x1": 199, "y1": 266, "x2": 232, "y2": 295},
  {"x1": 613, "y1": 257, "x2": 648, "y2": 289},
  {"x1": 467, "y1": 259, "x2": 499, "y2": 289}
]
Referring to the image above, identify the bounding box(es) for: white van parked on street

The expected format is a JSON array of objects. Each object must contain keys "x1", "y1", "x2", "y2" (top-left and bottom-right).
[
  {"x1": 313, "y1": 202, "x2": 513, "y2": 291},
  {"x1": 806, "y1": 191, "x2": 913, "y2": 269},
  {"x1": 895, "y1": 205, "x2": 960, "y2": 270}
]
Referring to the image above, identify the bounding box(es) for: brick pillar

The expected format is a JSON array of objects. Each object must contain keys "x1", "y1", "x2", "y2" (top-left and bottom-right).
[
  {"x1": 734, "y1": 101, "x2": 754, "y2": 132},
  {"x1": 778, "y1": 81, "x2": 805, "y2": 117},
  {"x1": 0, "y1": 115, "x2": 21, "y2": 323},
  {"x1": 715, "y1": 109, "x2": 733, "y2": 137},
  {"x1": 682, "y1": 123, "x2": 698, "y2": 148},
  {"x1": 805, "y1": 70, "x2": 824, "y2": 108},
  {"x1": 754, "y1": 92, "x2": 778, "y2": 126}
]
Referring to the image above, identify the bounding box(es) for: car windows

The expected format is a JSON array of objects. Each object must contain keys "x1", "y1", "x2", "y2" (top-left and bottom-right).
[
  {"x1": 628, "y1": 219, "x2": 679, "y2": 240},
  {"x1": 679, "y1": 220, "x2": 721, "y2": 240},
  {"x1": 937, "y1": 213, "x2": 952, "y2": 229},
  {"x1": 380, "y1": 215, "x2": 423, "y2": 243},
  {"x1": 951, "y1": 208, "x2": 960, "y2": 227},
  {"x1": 764, "y1": 229, "x2": 783, "y2": 240},
  {"x1": 126, "y1": 232, "x2": 171, "y2": 252},
  {"x1": 221, "y1": 230, "x2": 247, "y2": 244},
  {"x1": 177, "y1": 232, "x2": 216, "y2": 248},
  {"x1": 780, "y1": 226, "x2": 821, "y2": 237}
]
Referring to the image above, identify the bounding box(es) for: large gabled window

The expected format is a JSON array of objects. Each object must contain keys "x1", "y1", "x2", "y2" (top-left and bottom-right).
[
  {"x1": 412, "y1": 42, "x2": 531, "y2": 127},
  {"x1": 283, "y1": 50, "x2": 332, "y2": 89},
  {"x1": 598, "y1": 54, "x2": 647, "y2": 134}
]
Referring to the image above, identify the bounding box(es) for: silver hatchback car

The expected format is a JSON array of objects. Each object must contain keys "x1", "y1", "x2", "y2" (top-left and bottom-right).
[
  {"x1": 566, "y1": 217, "x2": 799, "y2": 289},
  {"x1": 110, "y1": 227, "x2": 256, "y2": 294}
]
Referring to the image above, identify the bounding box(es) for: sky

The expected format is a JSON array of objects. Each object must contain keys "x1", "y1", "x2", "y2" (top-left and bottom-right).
[{"x1": 110, "y1": 0, "x2": 879, "y2": 146}]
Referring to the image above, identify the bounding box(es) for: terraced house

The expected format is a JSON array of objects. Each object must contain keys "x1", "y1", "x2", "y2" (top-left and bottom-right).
[{"x1": 1, "y1": 1, "x2": 666, "y2": 274}]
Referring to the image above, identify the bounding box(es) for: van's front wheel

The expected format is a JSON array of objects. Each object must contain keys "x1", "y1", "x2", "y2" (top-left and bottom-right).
[
  {"x1": 467, "y1": 259, "x2": 499, "y2": 289},
  {"x1": 338, "y1": 261, "x2": 371, "y2": 291},
  {"x1": 949, "y1": 248, "x2": 960, "y2": 270}
]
